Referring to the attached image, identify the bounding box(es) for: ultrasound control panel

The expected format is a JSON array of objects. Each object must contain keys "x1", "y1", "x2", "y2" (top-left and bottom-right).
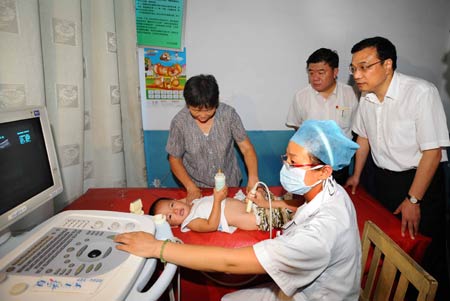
[
  {"x1": 2, "y1": 226, "x2": 128, "y2": 278},
  {"x1": 0, "y1": 210, "x2": 157, "y2": 301}
]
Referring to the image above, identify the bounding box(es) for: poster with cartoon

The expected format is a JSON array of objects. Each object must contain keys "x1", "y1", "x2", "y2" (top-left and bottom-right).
[{"x1": 144, "y1": 48, "x2": 186, "y2": 101}]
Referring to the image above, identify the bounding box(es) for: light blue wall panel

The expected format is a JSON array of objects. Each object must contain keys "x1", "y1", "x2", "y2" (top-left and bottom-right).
[{"x1": 144, "y1": 130, "x2": 293, "y2": 188}]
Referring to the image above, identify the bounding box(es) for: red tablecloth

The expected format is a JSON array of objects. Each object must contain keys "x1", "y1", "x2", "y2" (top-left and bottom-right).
[{"x1": 65, "y1": 186, "x2": 431, "y2": 301}]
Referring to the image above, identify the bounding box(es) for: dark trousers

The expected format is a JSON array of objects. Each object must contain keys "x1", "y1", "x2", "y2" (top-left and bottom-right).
[{"x1": 373, "y1": 164, "x2": 449, "y2": 300}]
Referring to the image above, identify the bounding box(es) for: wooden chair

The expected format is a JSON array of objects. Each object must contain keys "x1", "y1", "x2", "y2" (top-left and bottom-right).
[{"x1": 360, "y1": 221, "x2": 437, "y2": 301}]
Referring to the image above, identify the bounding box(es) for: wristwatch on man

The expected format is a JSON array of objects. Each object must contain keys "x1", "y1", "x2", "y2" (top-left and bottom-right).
[{"x1": 407, "y1": 194, "x2": 422, "y2": 204}]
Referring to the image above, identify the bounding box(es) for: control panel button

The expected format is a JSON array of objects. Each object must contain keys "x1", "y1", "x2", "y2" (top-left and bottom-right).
[
  {"x1": 75, "y1": 264, "x2": 85, "y2": 276},
  {"x1": 103, "y1": 247, "x2": 112, "y2": 258},
  {"x1": 109, "y1": 222, "x2": 120, "y2": 231},
  {"x1": 93, "y1": 221, "x2": 104, "y2": 229},
  {"x1": 76, "y1": 245, "x2": 88, "y2": 257},
  {"x1": 88, "y1": 249, "x2": 102, "y2": 258},
  {"x1": 125, "y1": 222, "x2": 135, "y2": 231},
  {"x1": 9, "y1": 282, "x2": 28, "y2": 295},
  {"x1": 86, "y1": 264, "x2": 94, "y2": 273}
]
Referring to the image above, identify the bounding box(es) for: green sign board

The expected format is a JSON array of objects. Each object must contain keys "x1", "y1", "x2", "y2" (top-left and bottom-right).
[{"x1": 136, "y1": 0, "x2": 184, "y2": 49}]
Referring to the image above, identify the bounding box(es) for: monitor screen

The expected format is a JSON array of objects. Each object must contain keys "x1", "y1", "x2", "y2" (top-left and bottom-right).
[{"x1": 0, "y1": 106, "x2": 63, "y2": 240}]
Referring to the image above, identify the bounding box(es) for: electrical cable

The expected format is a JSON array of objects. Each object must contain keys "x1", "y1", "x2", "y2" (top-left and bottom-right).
[
  {"x1": 258, "y1": 181, "x2": 273, "y2": 239},
  {"x1": 168, "y1": 237, "x2": 183, "y2": 301},
  {"x1": 200, "y1": 271, "x2": 259, "y2": 287},
  {"x1": 250, "y1": 181, "x2": 273, "y2": 239},
  {"x1": 165, "y1": 184, "x2": 275, "y2": 292},
  {"x1": 200, "y1": 181, "x2": 273, "y2": 286},
  {"x1": 171, "y1": 235, "x2": 260, "y2": 289}
]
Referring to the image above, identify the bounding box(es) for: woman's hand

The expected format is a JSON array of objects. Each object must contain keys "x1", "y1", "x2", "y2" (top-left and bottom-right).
[
  {"x1": 115, "y1": 231, "x2": 160, "y2": 258},
  {"x1": 186, "y1": 185, "x2": 202, "y2": 203}
]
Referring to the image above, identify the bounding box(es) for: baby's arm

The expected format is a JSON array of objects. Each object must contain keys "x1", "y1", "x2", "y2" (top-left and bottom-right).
[{"x1": 186, "y1": 186, "x2": 228, "y2": 232}]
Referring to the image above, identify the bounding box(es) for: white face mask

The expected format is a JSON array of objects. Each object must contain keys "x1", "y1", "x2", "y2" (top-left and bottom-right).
[{"x1": 280, "y1": 164, "x2": 323, "y2": 195}]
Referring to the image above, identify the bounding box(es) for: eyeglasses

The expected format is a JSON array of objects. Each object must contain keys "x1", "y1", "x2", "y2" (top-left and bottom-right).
[
  {"x1": 349, "y1": 60, "x2": 384, "y2": 74},
  {"x1": 281, "y1": 154, "x2": 319, "y2": 169}
]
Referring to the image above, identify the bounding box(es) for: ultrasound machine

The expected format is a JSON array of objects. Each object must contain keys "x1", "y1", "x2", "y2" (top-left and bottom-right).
[{"x1": 0, "y1": 107, "x2": 177, "y2": 300}]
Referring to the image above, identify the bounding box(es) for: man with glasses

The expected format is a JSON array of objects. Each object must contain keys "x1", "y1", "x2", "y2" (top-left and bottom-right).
[
  {"x1": 346, "y1": 36, "x2": 450, "y2": 300},
  {"x1": 286, "y1": 48, "x2": 359, "y2": 185}
]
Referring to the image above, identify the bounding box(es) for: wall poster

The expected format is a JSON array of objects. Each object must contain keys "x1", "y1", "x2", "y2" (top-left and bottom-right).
[
  {"x1": 136, "y1": 0, "x2": 184, "y2": 49},
  {"x1": 144, "y1": 47, "x2": 186, "y2": 101}
]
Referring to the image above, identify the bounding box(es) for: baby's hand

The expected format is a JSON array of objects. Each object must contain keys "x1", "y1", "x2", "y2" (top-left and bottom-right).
[{"x1": 214, "y1": 185, "x2": 228, "y2": 201}]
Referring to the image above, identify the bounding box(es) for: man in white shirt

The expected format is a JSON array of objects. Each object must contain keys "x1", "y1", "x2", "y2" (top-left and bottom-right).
[
  {"x1": 347, "y1": 36, "x2": 450, "y2": 300},
  {"x1": 286, "y1": 48, "x2": 359, "y2": 185}
]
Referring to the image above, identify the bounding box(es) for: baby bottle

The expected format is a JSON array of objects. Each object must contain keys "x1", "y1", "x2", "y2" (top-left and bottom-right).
[{"x1": 214, "y1": 169, "x2": 226, "y2": 191}]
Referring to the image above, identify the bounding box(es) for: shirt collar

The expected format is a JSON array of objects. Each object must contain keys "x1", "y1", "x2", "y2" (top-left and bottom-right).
[
  {"x1": 384, "y1": 71, "x2": 399, "y2": 101},
  {"x1": 311, "y1": 82, "x2": 338, "y2": 97},
  {"x1": 362, "y1": 71, "x2": 398, "y2": 104}
]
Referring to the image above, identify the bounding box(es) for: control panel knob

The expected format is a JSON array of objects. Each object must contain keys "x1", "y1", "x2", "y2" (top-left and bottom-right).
[
  {"x1": 110, "y1": 222, "x2": 120, "y2": 231},
  {"x1": 93, "y1": 220, "x2": 104, "y2": 229}
]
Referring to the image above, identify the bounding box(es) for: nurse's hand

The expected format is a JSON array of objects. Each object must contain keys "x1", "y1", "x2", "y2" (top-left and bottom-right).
[
  {"x1": 247, "y1": 190, "x2": 269, "y2": 208},
  {"x1": 115, "y1": 231, "x2": 159, "y2": 258}
]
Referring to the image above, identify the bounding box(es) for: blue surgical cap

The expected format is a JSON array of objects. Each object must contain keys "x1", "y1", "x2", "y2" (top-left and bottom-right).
[{"x1": 290, "y1": 120, "x2": 359, "y2": 170}]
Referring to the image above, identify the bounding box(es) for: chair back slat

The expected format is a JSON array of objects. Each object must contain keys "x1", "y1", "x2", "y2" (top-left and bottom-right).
[
  {"x1": 360, "y1": 221, "x2": 437, "y2": 301},
  {"x1": 362, "y1": 247, "x2": 382, "y2": 300},
  {"x1": 373, "y1": 258, "x2": 397, "y2": 300},
  {"x1": 392, "y1": 274, "x2": 408, "y2": 301}
]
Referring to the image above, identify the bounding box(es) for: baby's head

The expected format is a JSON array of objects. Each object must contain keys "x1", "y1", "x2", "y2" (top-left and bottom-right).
[{"x1": 149, "y1": 197, "x2": 191, "y2": 227}]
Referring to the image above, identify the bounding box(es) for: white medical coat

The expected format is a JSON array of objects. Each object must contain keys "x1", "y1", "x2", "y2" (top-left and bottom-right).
[{"x1": 223, "y1": 182, "x2": 361, "y2": 301}]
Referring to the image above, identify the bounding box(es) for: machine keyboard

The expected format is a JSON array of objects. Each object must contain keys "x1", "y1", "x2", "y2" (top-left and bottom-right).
[{"x1": 2, "y1": 227, "x2": 128, "y2": 277}]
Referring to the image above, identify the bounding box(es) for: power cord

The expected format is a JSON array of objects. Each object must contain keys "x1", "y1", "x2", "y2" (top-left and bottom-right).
[
  {"x1": 249, "y1": 181, "x2": 273, "y2": 239},
  {"x1": 166, "y1": 184, "x2": 274, "y2": 295},
  {"x1": 258, "y1": 181, "x2": 273, "y2": 239},
  {"x1": 167, "y1": 237, "x2": 183, "y2": 301}
]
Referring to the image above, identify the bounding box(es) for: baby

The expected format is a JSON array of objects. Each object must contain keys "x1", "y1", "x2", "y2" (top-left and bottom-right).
[{"x1": 149, "y1": 186, "x2": 294, "y2": 233}]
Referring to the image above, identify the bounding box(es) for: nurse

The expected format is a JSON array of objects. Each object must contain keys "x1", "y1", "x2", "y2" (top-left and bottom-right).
[{"x1": 116, "y1": 120, "x2": 361, "y2": 301}]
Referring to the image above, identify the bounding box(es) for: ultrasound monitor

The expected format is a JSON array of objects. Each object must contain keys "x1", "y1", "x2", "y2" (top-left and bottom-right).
[{"x1": 0, "y1": 106, "x2": 63, "y2": 244}]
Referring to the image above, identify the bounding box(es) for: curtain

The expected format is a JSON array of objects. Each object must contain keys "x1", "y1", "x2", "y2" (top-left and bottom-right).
[{"x1": 0, "y1": 0, "x2": 147, "y2": 212}]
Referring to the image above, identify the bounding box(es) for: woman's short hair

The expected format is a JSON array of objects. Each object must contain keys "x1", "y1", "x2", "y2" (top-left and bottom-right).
[{"x1": 183, "y1": 74, "x2": 219, "y2": 109}]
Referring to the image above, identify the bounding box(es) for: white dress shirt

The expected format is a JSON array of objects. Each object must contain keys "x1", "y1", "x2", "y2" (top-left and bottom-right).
[
  {"x1": 286, "y1": 82, "x2": 359, "y2": 138},
  {"x1": 352, "y1": 72, "x2": 450, "y2": 171},
  {"x1": 223, "y1": 181, "x2": 361, "y2": 301}
]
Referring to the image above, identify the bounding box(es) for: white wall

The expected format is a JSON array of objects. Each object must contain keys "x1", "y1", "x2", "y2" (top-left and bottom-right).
[{"x1": 141, "y1": 0, "x2": 450, "y2": 131}]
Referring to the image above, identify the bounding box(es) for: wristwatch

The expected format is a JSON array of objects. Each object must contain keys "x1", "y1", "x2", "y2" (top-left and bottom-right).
[{"x1": 407, "y1": 194, "x2": 422, "y2": 204}]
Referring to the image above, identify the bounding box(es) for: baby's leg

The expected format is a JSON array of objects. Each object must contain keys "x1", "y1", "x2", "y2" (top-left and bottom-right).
[
  {"x1": 224, "y1": 198, "x2": 259, "y2": 230},
  {"x1": 255, "y1": 208, "x2": 294, "y2": 231}
]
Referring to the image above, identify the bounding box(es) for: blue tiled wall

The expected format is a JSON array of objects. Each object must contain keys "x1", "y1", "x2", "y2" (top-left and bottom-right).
[{"x1": 143, "y1": 130, "x2": 293, "y2": 188}]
